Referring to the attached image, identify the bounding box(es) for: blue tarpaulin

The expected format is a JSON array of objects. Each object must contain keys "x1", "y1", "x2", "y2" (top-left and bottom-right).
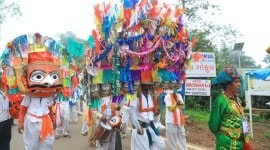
[{"x1": 249, "y1": 68, "x2": 270, "y2": 80}]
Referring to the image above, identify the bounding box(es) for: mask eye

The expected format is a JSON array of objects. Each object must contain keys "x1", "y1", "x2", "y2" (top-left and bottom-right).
[
  {"x1": 50, "y1": 73, "x2": 59, "y2": 82},
  {"x1": 30, "y1": 71, "x2": 45, "y2": 82}
]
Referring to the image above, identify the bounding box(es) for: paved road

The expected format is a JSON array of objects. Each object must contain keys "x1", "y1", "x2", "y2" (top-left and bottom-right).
[{"x1": 11, "y1": 116, "x2": 209, "y2": 150}]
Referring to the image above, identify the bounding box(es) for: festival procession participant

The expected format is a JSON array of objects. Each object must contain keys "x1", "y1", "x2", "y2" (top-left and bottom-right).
[
  {"x1": 163, "y1": 83, "x2": 187, "y2": 150},
  {"x1": 120, "y1": 92, "x2": 135, "y2": 139},
  {"x1": 91, "y1": 95, "x2": 123, "y2": 150},
  {"x1": 80, "y1": 93, "x2": 90, "y2": 136},
  {"x1": 10, "y1": 33, "x2": 64, "y2": 150},
  {"x1": 129, "y1": 83, "x2": 166, "y2": 150},
  {"x1": 0, "y1": 83, "x2": 12, "y2": 150},
  {"x1": 209, "y1": 66, "x2": 252, "y2": 150},
  {"x1": 54, "y1": 94, "x2": 71, "y2": 139}
]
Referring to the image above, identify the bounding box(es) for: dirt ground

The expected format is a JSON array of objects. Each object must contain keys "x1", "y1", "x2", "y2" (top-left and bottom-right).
[{"x1": 185, "y1": 120, "x2": 270, "y2": 150}]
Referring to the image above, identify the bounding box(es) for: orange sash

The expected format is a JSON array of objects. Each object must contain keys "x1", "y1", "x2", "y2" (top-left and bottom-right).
[
  {"x1": 170, "y1": 93, "x2": 185, "y2": 126},
  {"x1": 138, "y1": 95, "x2": 157, "y2": 113},
  {"x1": 88, "y1": 108, "x2": 93, "y2": 126},
  {"x1": 29, "y1": 114, "x2": 53, "y2": 143},
  {"x1": 101, "y1": 103, "x2": 116, "y2": 116}
]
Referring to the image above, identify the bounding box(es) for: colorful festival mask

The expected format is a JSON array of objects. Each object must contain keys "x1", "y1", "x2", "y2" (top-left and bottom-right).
[{"x1": 22, "y1": 51, "x2": 63, "y2": 97}]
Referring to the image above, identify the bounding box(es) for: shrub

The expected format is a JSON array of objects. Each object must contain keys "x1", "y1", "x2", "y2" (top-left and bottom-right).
[{"x1": 264, "y1": 131, "x2": 270, "y2": 139}]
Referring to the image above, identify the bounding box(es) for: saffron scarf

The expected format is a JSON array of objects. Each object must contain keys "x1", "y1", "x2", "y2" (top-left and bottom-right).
[
  {"x1": 169, "y1": 93, "x2": 185, "y2": 126},
  {"x1": 101, "y1": 103, "x2": 116, "y2": 116}
]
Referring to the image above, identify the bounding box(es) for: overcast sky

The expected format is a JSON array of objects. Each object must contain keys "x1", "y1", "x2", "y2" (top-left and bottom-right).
[{"x1": 0, "y1": 0, "x2": 269, "y2": 67}]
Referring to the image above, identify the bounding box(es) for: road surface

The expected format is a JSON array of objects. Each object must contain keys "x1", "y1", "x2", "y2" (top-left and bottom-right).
[{"x1": 11, "y1": 116, "x2": 209, "y2": 150}]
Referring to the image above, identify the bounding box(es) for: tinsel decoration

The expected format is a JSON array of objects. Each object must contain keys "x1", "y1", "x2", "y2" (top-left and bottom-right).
[{"x1": 112, "y1": 44, "x2": 119, "y2": 96}]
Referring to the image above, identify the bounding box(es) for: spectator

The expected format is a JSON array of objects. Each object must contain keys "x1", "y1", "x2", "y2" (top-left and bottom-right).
[
  {"x1": 0, "y1": 88, "x2": 12, "y2": 150},
  {"x1": 209, "y1": 66, "x2": 252, "y2": 150}
]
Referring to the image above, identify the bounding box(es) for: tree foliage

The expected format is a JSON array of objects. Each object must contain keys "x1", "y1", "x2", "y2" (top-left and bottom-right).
[
  {"x1": 0, "y1": 0, "x2": 21, "y2": 29},
  {"x1": 263, "y1": 54, "x2": 270, "y2": 68},
  {"x1": 177, "y1": 0, "x2": 261, "y2": 109},
  {"x1": 178, "y1": 0, "x2": 240, "y2": 48},
  {"x1": 57, "y1": 31, "x2": 86, "y2": 70}
]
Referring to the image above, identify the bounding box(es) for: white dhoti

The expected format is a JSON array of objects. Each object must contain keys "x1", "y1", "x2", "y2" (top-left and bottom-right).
[
  {"x1": 55, "y1": 101, "x2": 70, "y2": 136},
  {"x1": 121, "y1": 105, "x2": 131, "y2": 134},
  {"x1": 166, "y1": 123, "x2": 187, "y2": 150},
  {"x1": 23, "y1": 115, "x2": 54, "y2": 150},
  {"x1": 131, "y1": 126, "x2": 166, "y2": 150}
]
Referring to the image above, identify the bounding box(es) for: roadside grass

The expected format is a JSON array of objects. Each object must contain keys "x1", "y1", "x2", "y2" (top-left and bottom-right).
[{"x1": 185, "y1": 109, "x2": 210, "y2": 124}]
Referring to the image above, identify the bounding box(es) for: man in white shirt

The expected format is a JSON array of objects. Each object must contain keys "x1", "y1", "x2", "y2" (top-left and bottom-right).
[
  {"x1": 130, "y1": 83, "x2": 166, "y2": 150},
  {"x1": 0, "y1": 90, "x2": 12, "y2": 150},
  {"x1": 18, "y1": 96, "x2": 56, "y2": 150},
  {"x1": 92, "y1": 96, "x2": 122, "y2": 150},
  {"x1": 164, "y1": 88, "x2": 187, "y2": 150}
]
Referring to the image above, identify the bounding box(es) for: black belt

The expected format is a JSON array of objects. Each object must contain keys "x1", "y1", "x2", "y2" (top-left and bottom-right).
[{"x1": 138, "y1": 120, "x2": 150, "y2": 128}]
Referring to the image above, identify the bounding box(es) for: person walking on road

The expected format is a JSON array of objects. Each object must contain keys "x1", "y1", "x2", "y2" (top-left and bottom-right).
[
  {"x1": 54, "y1": 95, "x2": 71, "y2": 139},
  {"x1": 163, "y1": 86, "x2": 187, "y2": 150},
  {"x1": 92, "y1": 96, "x2": 122, "y2": 150},
  {"x1": 209, "y1": 66, "x2": 252, "y2": 150},
  {"x1": 129, "y1": 83, "x2": 166, "y2": 150},
  {"x1": 0, "y1": 88, "x2": 12, "y2": 150}
]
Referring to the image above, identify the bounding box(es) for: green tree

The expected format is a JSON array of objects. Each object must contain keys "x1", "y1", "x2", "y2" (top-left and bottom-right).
[
  {"x1": 176, "y1": 0, "x2": 259, "y2": 110},
  {"x1": 57, "y1": 31, "x2": 86, "y2": 70},
  {"x1": 263, "y1": 54, "x2": 270, "y2": 68},
  {"x1": 178, "y1": 0, "x2": 240, "y2": 48},
  {"x1": 192, "y1": 30, "x2": 216, "y2": 52},
  {"x1": 215, "y1": 43, "x2": 233, "y2": 72},
  {"x1": 230, "y1": 51, "x2": 261, "y2": 69},
  {"x1": 0, "y1": 0, "x2": 21, "y2": 32}
]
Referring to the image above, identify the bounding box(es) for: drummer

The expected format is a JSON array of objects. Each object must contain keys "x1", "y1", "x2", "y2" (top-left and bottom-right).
[{"x1": 92, "y1": 95, "x2": 122, "y2": 150}]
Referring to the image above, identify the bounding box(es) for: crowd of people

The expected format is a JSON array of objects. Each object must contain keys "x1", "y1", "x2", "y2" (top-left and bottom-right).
[{"x1": 0, "y1": 66, "x2": 254, "y2": 150}]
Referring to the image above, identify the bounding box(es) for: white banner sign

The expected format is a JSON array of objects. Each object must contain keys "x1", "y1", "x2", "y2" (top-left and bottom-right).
[
  {"x1": 186, "y1": 52, "x2": 216, "y2": 77},
  {"x1": 185, "y1": 79, "x2": 211, "y2": 96}
]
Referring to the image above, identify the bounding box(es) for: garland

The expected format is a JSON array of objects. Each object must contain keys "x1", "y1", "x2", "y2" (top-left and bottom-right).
[
  {"x1": 120, "y1": 37, "x2": 161, "y2": 56},
  {"x1": 93, "y1": 44, "x2": 113, "y2": 63},
  {"x1": 112, "y1": 44, "x2": 119, "y2": 96},
  {"x1": 161, "y1": 40, "x2": 182, "y2": 62},
  {"x1": 121, "y1": 38, "x2": 184, "y2": 62}
]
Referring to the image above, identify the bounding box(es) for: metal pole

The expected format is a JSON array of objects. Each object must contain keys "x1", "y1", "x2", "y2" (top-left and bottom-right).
[
  {"x1": 247, "y1": 74, "x2": 253, "y2": 138},
  {"x1": 238, "y1": 51, "x2": 241, "y2": 68}
]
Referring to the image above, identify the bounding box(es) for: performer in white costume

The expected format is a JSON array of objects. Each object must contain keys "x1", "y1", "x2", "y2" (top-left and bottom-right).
[
  {"x1": 19, "y1": 96, "x2": 55, "y2": 150},
  {"x1": 92, "y1": 96, "x2": 122, "y2": 150},
  {"x1": 17, "y1": 35, "x2": 63, "y2": 150},
  {"x1": 130, "y1": 83, "x2": 166, "y2": 150},
  {"x1": 164, "y1": 88, "x2": 186, "y2": 150},
  {"x1": 54, "y1": 95, "x2": 71, "y2": 139}
]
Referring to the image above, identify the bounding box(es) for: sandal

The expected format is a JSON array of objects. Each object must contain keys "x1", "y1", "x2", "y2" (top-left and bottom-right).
[{"x1": 63, "y1": 134, "x2": 71, "y2": 138}]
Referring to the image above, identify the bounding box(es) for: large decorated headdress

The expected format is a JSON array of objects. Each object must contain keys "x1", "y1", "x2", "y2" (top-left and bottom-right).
[
  {"x1": 1, "y1": 33, "x2": 64, "y2": 98},
  {"x1": 82, "y1": 0, "x2": 196, "y2": 97}
]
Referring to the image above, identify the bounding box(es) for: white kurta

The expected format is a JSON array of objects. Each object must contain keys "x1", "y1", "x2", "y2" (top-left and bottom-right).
[
  {"x1": 21, "y1": 96, "x2": 54, "y2": 150},
  {"x1": 95, "y1": 96, "x2": 118, "y2": 150},
  {"x1": 164, "y1": 92, "x2": 187, "y2": 150},
  {"x1": 130, "y1": 94, "x2": 166, "y2": 150}
]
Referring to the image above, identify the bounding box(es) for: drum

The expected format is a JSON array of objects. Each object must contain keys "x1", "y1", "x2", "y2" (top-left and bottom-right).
[
  {"x1": 94, "y1": 122, "x2": 112, "y2": 141},
  {"x1": 108, "y1": 115, "x2": 122, "y2": 128}
]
